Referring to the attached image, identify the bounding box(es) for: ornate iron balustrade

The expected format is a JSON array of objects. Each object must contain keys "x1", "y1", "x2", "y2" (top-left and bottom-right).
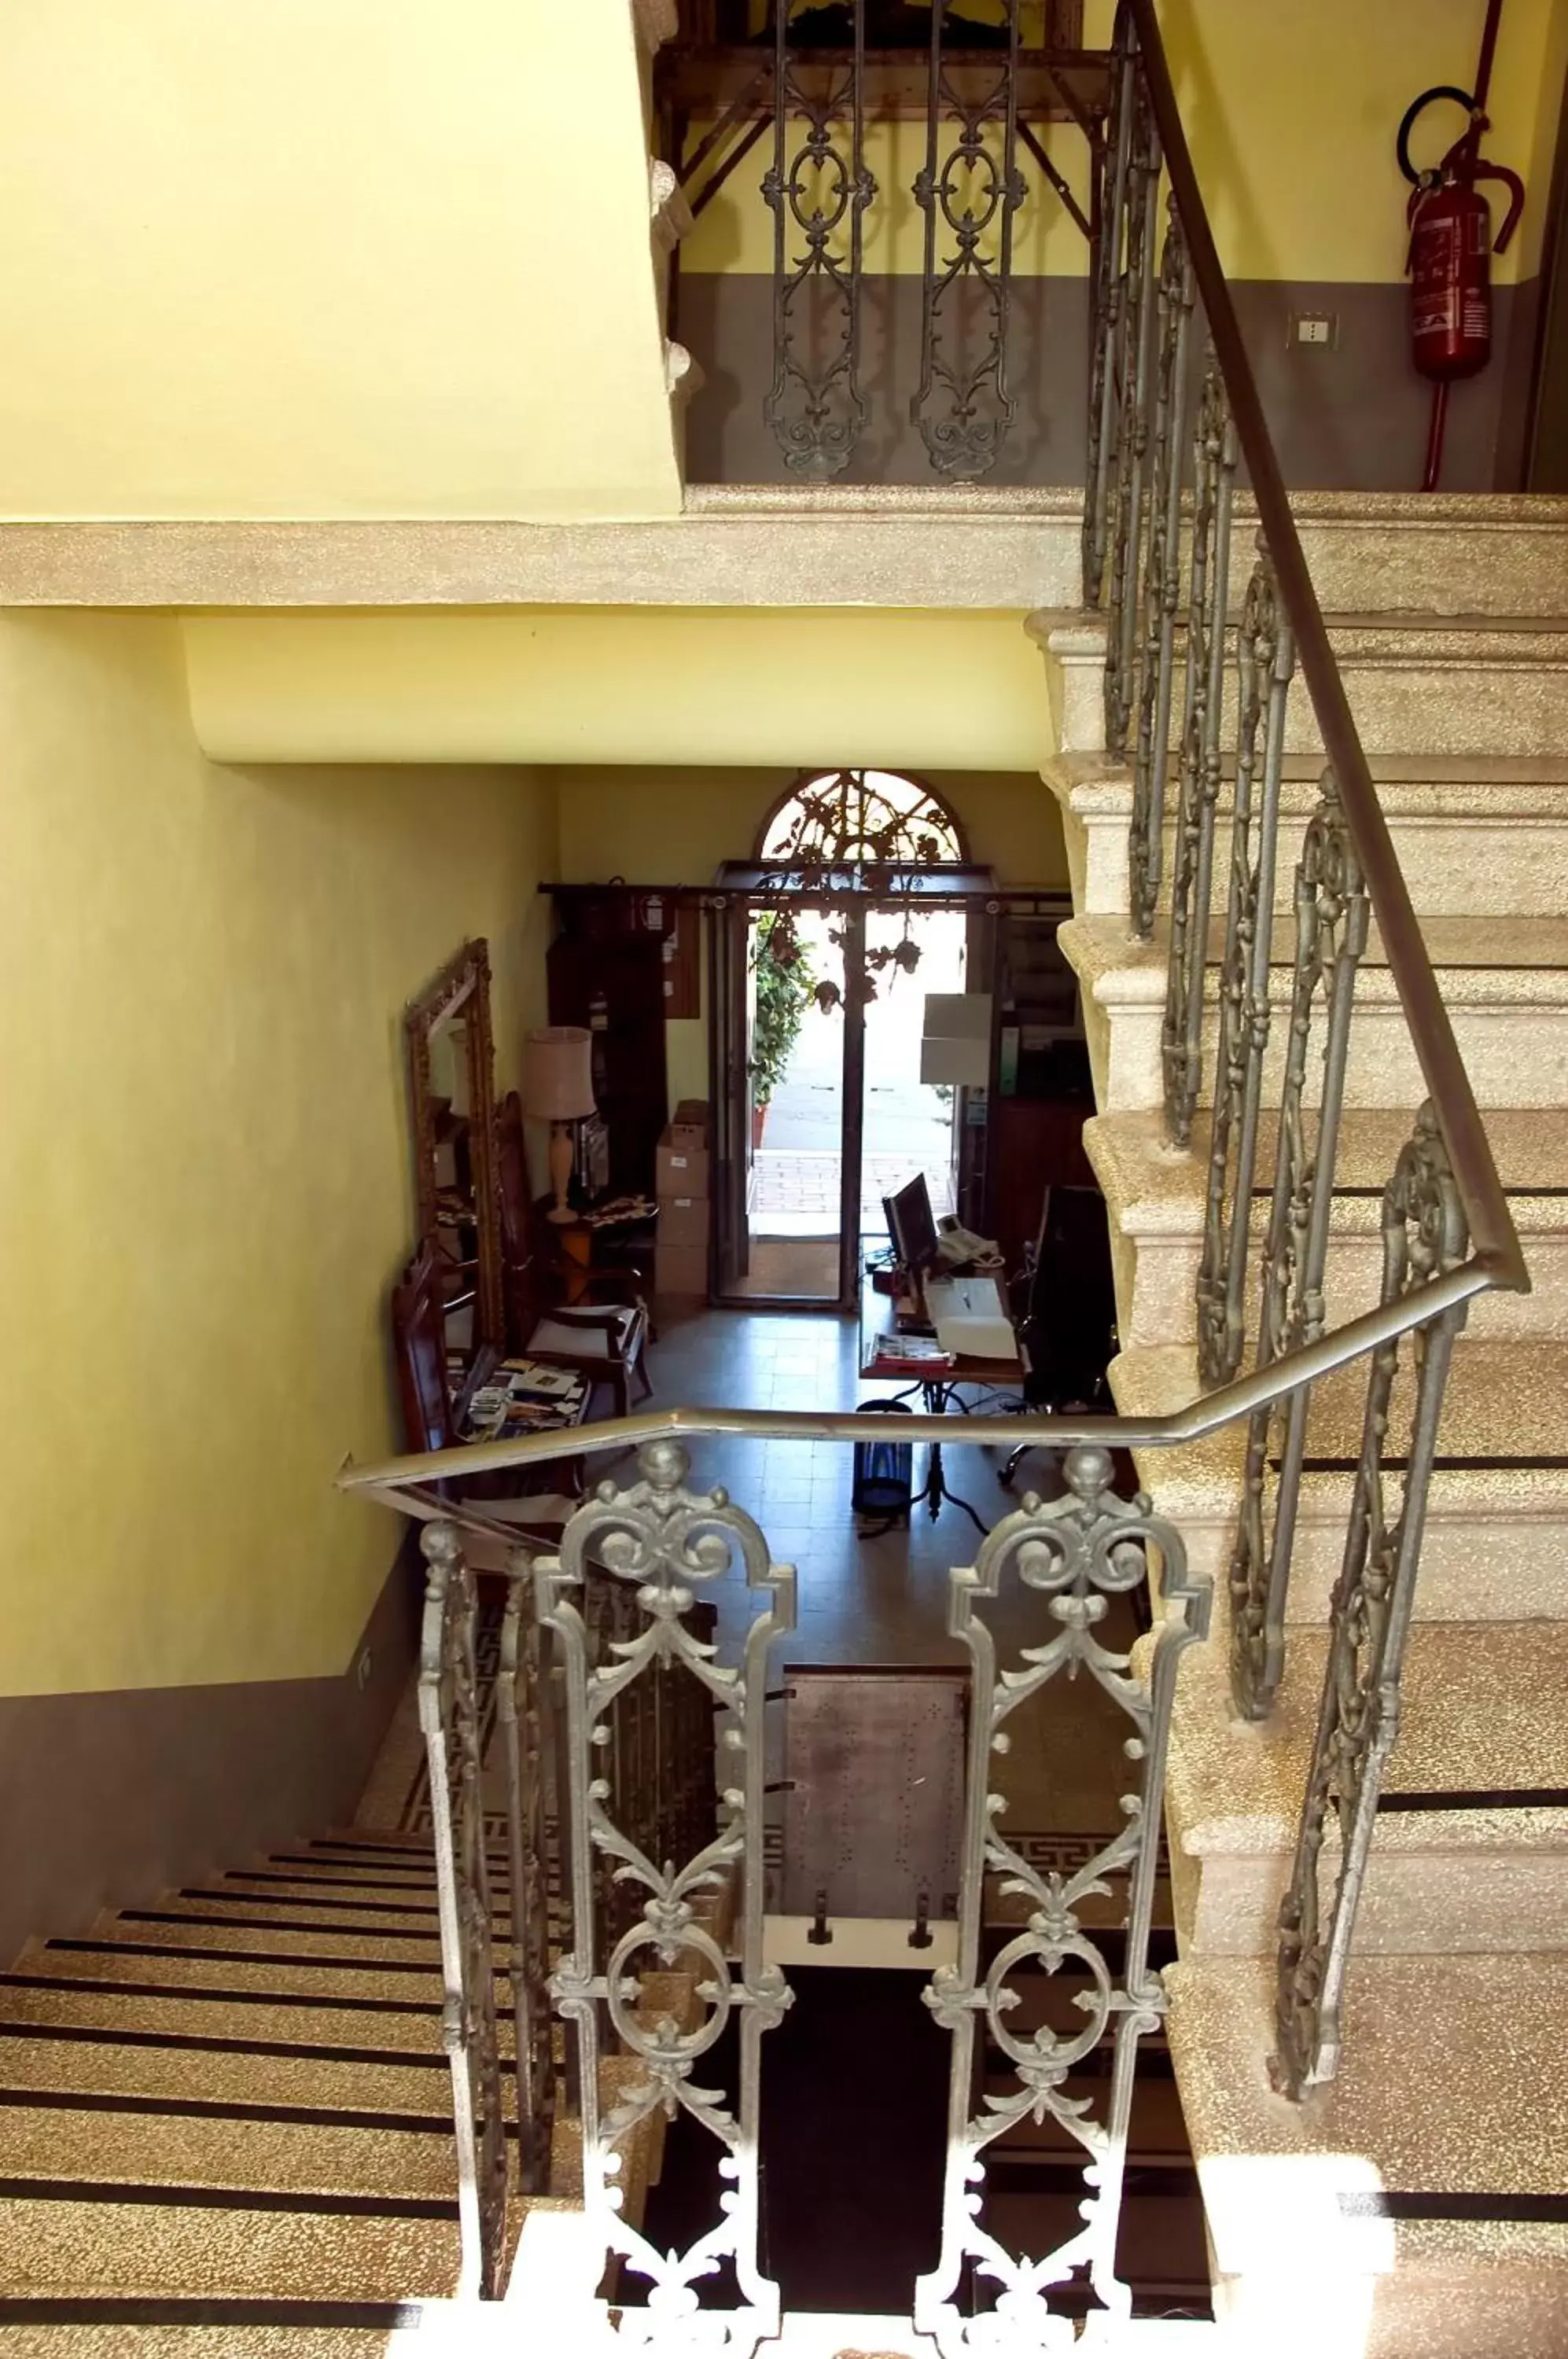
[{"x1": 1083, "y1": 0, "x2": 1526, "y2": 2098}]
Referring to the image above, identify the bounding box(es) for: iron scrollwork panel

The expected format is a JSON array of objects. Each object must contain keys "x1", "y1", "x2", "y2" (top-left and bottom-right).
[
  {"x1": 418, "y1": 1522, "x2": 509, "y2": 2299},
  {"x1": 1194, "y1": 552, "x2": 1297, "y2": 1389},
  {"x1": 1127, "y1": 201, "x2": 1197, "y2": 941},
  {"x1": 1229, "y1": 768, "x2": 1370, "y2": 1720},
  {"x1": 536, "y1": 1440, "x2": 796, "y2": 2351},
  {"x1": 499, "y1": 1573, "x2": 558, "y2": 2195},
  {"x1": 916, "y1": 1446, "x2": 1212, "y2": 2353},
  {"x1": 1160, "y1": 352, "x2": 1237, "y2": 1141},
  {"x1": 911, "y1": 0, "x2": 1027, "y2": 481},
  {"x1": 1273, "y1": 1108, "x2": 1469, "y2": 2098},
  {"x1": 762, "y1": 0, "x2": 875, "y2": 480}
]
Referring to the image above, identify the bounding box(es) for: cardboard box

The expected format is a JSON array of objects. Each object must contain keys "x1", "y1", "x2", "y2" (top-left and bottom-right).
[
  {"x1": 657, "y1": 1139, "x2": 711, "y2": 1196},
  {"x1": 655, "y1": 1242, "x2": 708, "y2": 1297},
  {"x1": 669, "y1": 1099, "x2": 710, "y2": 1148},
  {"x1": 657, "y1": 1194, "x2": 709, "y2": 1248}
]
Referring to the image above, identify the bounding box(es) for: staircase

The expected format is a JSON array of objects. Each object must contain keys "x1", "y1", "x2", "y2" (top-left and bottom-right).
[{"x1": 1043, "y1": 496, "x2": 1568, "y2": 2355}]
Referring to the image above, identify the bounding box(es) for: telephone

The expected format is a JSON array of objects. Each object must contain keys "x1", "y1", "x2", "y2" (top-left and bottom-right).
[{"x1": 936, "y1": 1216, "x2": 1004, "y2": 1272}]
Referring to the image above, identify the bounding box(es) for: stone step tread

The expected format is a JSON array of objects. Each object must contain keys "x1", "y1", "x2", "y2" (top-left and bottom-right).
[
  {"x1": 0, "y1": 2199, "x2": 461, "y2": 2302},
  {"x1": 0, "y1": 2105, "x2": 458, "y2": 2201},
  {"x1": 160, "y1": 1890, "x2": 475, "y2": 1934},
  {"x1": 1063, "y1": 911, "x2": 1568, "y2": 993},
  {"x1": 0, "y1": 2035, "x2": 451, "y2": 2118},
  {"x1": 1085, "y1": 1106, "x2": 1568, "y2": 1224},
  {"x1": 1165, "y1": 1618, "x2": 1568, "y2": 1857},
  {"x1": 0, "y1": 2328, "x2": 417, "y2": 2357},
  {"x1": 1112, "y1": 1339, "x2": 1568, "y2": 1496},
  {"x1": 89, "y1": 1915, "x2": 444, "y2": 1966},
  {"x1": 1060, "y1": 749, "x2": 1568, "y2": 801},
  {"x1": 10, "y1": 1944, "x2": 447, "y2": 2007},
  {"x1": 0, "y1": 1983, "x2": 466, "y2": 2055},
  {"x1": 1166, "y1": 1951, "x2": 1568, "y2": 2250}
]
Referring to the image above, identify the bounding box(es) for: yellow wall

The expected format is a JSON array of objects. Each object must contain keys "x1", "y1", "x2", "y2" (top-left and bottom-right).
[
  {"x1": 549, "y1": 762, "x2": 1069, "y2": 1102},
  {"x1": 183, "y1": 609, "x2": 1053, "y2": 771},
  {"x1": 0, "y1": 613, "x2": 554, "y2": 1698},
  {"x1": 0, "y1": 1, "x2": 680, "y2": 520},
  {"x1": 686, "y1": 0, "x2": 1566, "y2": 286}
]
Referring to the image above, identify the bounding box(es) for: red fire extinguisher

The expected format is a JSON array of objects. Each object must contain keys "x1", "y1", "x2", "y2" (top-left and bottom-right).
[{"x1": 1397, "y1": 0, "x2": 1526, "y2": 490}]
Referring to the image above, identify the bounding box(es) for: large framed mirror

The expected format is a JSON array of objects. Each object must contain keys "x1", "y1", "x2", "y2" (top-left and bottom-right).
[{"x1": 404, "y1": 939, "x2": 503, "y2": 1375}]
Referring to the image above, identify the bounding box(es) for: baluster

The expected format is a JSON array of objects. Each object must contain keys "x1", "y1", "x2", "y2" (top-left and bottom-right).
[
  {"x1": 1128, "y1": 200, "x2": 1196, "y2": 939},
  {"x1": 418, "y1": 1522, "x2": 509, "y2": 2299},
  {"x1": 1195, "y1": 551, "x2": 1297, "y2": 1389},
  {"x1": 915, "y1": 1448, "x2": 1211, "y2": 2353},
  {"x1": 762, "y1": 0, "x2": 875, "y2": 479},
  {"x1": 911, "y1": 0, "x2": 1026, "y2": 480},
  {"x1": 1272, "y1": 1107, "x2": 1468, "y2": 2096},
  {"x1": 1230, "y1": 769, "x2": 1370, "y2": 1719},
  {"x1": 1083, "y1": 8, "x2": 1138, "y2": 609},
  {"x1": 1161, "y1": 352, "x2": 1237, "y2": 1139},
  {"x1": 537, "y1": 1441, "x2": 797, "y2": 2344},
  {"x1": 499, "y1": 1568, "x2": 557, "y2": 2195},
  {"x1": 1102, "y1": 69, "x2": 1161, "y2": 758}
]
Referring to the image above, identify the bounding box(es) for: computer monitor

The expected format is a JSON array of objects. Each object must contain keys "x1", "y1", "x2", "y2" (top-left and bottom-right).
[{"x1": 884, "y1": 1172, "x2": 938, "y2": 1279}]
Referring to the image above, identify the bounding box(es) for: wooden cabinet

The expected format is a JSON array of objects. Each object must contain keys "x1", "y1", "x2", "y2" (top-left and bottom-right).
[{"x1": 547, "y1": 922, "x2": 669, "y2": 1198}]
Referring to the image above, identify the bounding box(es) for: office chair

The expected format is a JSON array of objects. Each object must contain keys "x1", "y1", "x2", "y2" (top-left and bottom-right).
[{"x1": 1000, "y1": 1183, "x2": 1120, "y2": 1489}]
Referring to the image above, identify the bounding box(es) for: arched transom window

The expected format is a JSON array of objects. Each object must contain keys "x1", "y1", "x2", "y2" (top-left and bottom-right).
[{"x1": 756, "y1": 769, "x2": 968, "y2": 869}]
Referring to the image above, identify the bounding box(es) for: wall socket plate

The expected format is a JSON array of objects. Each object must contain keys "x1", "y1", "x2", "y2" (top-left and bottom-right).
[
  {"x1": 356, "y1": 1647, "x2": 373, "y2": 1691},
  {"x1": 1288, "y1": 310, "x2": 1339, "y2": 350}
]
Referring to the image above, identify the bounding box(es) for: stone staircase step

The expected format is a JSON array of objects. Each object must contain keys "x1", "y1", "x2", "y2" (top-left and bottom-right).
[
  {"x1": 1086, "y1": 1106, "x2": 1568, "y2": 1348},
  {"x1": 94, "y1": 1913, "x2": 444, "y2": 1967},
  {"x1": 1283, "y1": 494, "x2": 1568, "y2": 618},
  {"x1": 1114, "y1": 1338, "x2": 1568, "y2": 1618},
  {"x1": 1161, "y1": 1619, "x2": 1568, "y2": 1957},
  {"x1": 1165, "y1": 1952, "x2": 1568, "y2": 2358},
  {"x1": 0, "y1": 2033, "x2": 450, "y2": 2119},
  {"x1": 0, "y1": 2317, "x2": 418, "y2": 2357},
  {"x1": 1063, "y1": 911, "x2": 1568, "y2": 1116},
  {"x1": 1040, "y1": 612, "x2": 1568, "y2": 764},
  {"x1": 0, "y1": 2197, "x2": 462, "y2": 2302},
  {"x1": 0, "y1": 1980, "x2": 469, "y2": 2055},
  {"x1": 1054, "y1": 752, "x2": 1568, "y2": 923},
  {"x1": 9, "y1": 1943, "x2": 450, "y2": 2008},
  {"x1": 172, "y1": 1886, "x2": 463, "y2": 1933},
  {"x1": 0, "y1": 2106, "x2": 459, "y2": 2203}
]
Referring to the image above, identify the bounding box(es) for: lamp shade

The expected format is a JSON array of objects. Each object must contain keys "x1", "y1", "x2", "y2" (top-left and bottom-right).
[{"x1": 522, "y1": 1026, "x2": 595, "y2": 1122}]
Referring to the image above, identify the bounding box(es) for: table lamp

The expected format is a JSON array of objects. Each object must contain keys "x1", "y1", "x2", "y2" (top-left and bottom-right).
[{"x1": 523, "y1": 1026, "x2": 596, "y2": 1222}]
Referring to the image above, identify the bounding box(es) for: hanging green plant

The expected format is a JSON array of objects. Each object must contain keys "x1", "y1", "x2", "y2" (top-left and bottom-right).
[{"x1": 750, "y1": 912, "x2": 819, "y2": 1109}]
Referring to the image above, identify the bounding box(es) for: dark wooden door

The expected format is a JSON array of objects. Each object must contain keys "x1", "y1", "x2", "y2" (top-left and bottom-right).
[{"x1": 547, "y1": 929, "x2": 668, "y2": 1196}]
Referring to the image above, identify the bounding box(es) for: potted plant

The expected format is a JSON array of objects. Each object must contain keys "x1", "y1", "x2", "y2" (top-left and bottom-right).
[{"x1": 749, "y1": 914, "x2": 817, "y2": 1150}]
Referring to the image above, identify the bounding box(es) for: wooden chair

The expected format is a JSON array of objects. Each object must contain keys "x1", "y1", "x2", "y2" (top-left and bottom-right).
[
  {"x1": 388, "y1": 1239, "x2": 581, "y2": 1551},
  {"x1": 496, "y1": 1091, "x2": 653, "y2": 1420}
]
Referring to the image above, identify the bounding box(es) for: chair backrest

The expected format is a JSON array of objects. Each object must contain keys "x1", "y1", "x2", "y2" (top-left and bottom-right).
[
  {"x1": 1020, "y1": 1183, "x2": 1118, "y2": 1404},
  {"x1": 496, "y1": 1090, "x2": 547, "y2": 1351},
  {"x1": 390, "y1": 1238, "x2": 455, "y2": 1455}
]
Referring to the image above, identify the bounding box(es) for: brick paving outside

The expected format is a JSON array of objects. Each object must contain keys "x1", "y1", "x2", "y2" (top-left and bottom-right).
[{"x1": 751, "y1": 1149, "x2": 954, "y2": 1229}]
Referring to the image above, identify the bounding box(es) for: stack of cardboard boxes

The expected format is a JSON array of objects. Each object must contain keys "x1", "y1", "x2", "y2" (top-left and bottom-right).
[{"x1": 654, "y1": 1098, "x2": 710, "y2": 1297}]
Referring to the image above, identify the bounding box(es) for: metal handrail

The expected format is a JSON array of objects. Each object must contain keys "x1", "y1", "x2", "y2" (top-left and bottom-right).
[
  {"x1": 1124, "y1": 0, "x2": 1526, "y2": 1300},
  {"x1": 339, "y1": 1254, "x2": 1490, "y2": 1501}
]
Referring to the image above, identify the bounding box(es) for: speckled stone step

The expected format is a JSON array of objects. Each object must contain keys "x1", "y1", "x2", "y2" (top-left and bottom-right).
[
  {"x1": 90, "y1": 1913, "x2": 446, "y2": 1967},
  {"x1": 1165, "y1": 1952, "x2": 1568, "y2": 2359},
  {"x1": 9, "y1": 1941, "x2": 450, "y2": 2008},
  {"x1": 0, "y1": 2107, "x2": 459, "y2": 2202},
  {"x1": 1114, "y1": 1338, "x2": 1568, "y2": 1620},
  {"x1": 0, "y1": 2320, "x2": 424, "y2": 2357},
  {"x1": 0, "y1": 2199, "x2": 462, "y2": 2302},
  {"x1": 1160, "y1": 1617, "x2": 1568, "y2": 1957},
  {"x1": 0, "y1": 2033, "x2": 452, "y2": 2119},
  {"x1": 1051, "y1": 752, "x2": 1568, "y2": 923},
  {"x1": 1062, "y1": 911, "x2": 1568, "y2": 1116},
  {"x1": 0, "y1": 1981, "x2": 469, "y2": 2055},
  {"x1": 1085, "y1": 1106, "x2": 1568, "y2": 1349}
]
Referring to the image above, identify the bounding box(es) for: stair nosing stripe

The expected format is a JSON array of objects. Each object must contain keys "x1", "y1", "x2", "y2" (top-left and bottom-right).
[
  {"x1": 0, "y1": 2300, "x2": 429, "y2": 2327},
  {"x1": 1341, "y1": 2191, "x2": 1568, "y2": 2225},
  {"x1": 118, "y1": 1912, "x2": 447, "y2": 1945},
  {"x1": 1378, "y1": 1787, "x2": 1568, "y2": 1812},
  {"x1": 40, "y1": 1940, "x2": 444, "y2": 1978},
  {"x1": 0, "y1": 2178, "x2": 459, "y2": 2220},
  {"x1": 0, "y1": 2022, "x2": 451, "y2": 2068},
  {"x1": 0, "y1": 2089, "x2": 457, "y2": 2133}
]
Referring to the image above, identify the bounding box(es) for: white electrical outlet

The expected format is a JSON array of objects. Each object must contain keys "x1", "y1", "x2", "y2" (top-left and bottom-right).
[
  {"x1": 356, "y1": 1647, "x2": 373, "y2": 1691},
  {"x1": 1290, "y1": 311, "x2": 1338, "y2": 349}
]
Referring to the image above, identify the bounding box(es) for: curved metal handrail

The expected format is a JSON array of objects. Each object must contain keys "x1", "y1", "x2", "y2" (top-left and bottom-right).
[{"x1": 1123, "y1": 0, "x2": 1526, "y2": 1299}]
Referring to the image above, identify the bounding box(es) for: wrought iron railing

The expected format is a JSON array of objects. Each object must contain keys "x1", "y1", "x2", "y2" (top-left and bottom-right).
[{"x1": 344, "y1": 0, "x2": 1529, "y2": 2317}]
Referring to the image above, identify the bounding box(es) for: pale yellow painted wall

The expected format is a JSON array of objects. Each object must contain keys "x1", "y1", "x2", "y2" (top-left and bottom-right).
[
  {"x1": 0, "y1": 1, "x2": 679, "y2": 520},
  {"x1": 685, "y1": 0, "x2": 1565, "y2": 285},
  {"x1": 547, "y1": 762, "x2": 1069, "y2": 1101},
  {"x1": 0, "y1": 613, "x2": 554, "y2": 1698},
  {"x1": 182, "y1": 609, "x2": 1053, "y2": 772}
]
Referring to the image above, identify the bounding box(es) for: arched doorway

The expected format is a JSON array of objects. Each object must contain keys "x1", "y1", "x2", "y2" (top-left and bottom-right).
[{"x1": 713, "y1": 771, "x2": 987, "y2": 1307}]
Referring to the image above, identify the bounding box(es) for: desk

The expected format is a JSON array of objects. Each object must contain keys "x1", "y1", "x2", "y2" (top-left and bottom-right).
[
  {"x1": 856, "y1": 1267, "x2": 1025, "y2": 1533},
  {"x1": 535, "y1": 1194, "x2": 657, "y2": 1305}
]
